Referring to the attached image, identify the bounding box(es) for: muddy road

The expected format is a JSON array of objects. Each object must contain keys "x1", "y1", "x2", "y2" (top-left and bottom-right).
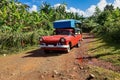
[{"x1": 0, "y1": 33, "x2": 119, "y2": 80}]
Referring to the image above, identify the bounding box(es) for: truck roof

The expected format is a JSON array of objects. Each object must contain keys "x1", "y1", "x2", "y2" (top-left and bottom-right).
[
  {"x1": 53, "y1": 19, "x2": 81, "y2": 29},
  {"x1": 54, "y1": 19, "x2": 81, "y2": 23}
]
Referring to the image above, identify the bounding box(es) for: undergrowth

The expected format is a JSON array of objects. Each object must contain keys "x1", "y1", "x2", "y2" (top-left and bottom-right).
[
  {"x1": 0, "y1": 29, "x2": 53, "y2": 55},
  {"x1": 88, "y1": 37, "x2": 120, "y2": 66}
]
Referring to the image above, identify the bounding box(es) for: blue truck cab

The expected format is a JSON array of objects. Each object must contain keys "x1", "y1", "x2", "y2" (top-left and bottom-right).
[{"x1": 53, "y1": 19, "x2": 81, "y2": 29}]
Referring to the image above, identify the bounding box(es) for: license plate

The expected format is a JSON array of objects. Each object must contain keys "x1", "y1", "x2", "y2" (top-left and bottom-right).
[{"x1": 48, "y1": 45, "x2": 54, "y2": 47}]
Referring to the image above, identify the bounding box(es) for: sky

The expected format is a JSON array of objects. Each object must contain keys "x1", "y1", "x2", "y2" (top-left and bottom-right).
[{"x1": 18, "y1": 0, "x2": 120, "y2": 17}]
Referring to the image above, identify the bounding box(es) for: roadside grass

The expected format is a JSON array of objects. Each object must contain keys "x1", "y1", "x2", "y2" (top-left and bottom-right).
[
  {"x1": 89, "y1": 65, "x2": 120, "y2": 80},
  {"x1": 88, "y1": 38, "x2": 120, "y2": 66},
  {"x1": 0, "y1": 45, "x2": 39, "y2": 57},
  {"x1": 0, "y1": 29, "x2": 53, "y2": 56}
]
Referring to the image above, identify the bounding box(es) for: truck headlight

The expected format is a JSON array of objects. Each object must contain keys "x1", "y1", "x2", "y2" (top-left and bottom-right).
[{"x1": 60, "y1": 38, "x2": 66, "y2": 43}]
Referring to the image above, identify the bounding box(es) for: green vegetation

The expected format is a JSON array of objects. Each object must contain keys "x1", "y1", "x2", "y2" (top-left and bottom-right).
[
  {"x1": 84, "y1": 5, "x2": 120, "y2": 43},
  {"x1": 0, "y1": 0, "x2": 83, "y2": 54},
  {"x1": 88, "y1": 38, "x2": 120, "y2": 66},
  {"x1": 89, "y1": 65, "x2": 120, "y2": 80},
  {"x1": 84, "y1": 5, "x2": 120, "y2": 66}
]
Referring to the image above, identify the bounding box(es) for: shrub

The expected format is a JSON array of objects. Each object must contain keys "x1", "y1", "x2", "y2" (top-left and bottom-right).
[{"x1": 0, "y1": 29, "x2": 53, "y2": 54}]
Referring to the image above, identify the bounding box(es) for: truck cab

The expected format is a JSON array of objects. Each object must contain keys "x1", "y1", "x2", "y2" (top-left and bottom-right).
[{"x1": 39, "y1": 19, "x2": 82, "y2": 53}]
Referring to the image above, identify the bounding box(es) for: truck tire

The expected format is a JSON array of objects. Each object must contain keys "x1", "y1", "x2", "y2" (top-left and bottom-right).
[
  {"x1": 76, "y1": 40, "x2": 81, "y2": 47},
  {"x1": 66, "y1": 44, "x2": 71, "y2": 53}
]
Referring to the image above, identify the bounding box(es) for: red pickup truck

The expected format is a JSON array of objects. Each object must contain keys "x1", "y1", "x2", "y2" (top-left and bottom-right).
[{"x1": 39, "y1": 19, "x2": 82, "y2": 53}]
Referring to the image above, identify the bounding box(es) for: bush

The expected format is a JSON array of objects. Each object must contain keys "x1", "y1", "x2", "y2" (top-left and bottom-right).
[
  {"x1": 92, "y1": 7, "x2": 120, "y2": 43},
  {"x1": 0, "y1": 29, "x2": 53, "y2": 54}
]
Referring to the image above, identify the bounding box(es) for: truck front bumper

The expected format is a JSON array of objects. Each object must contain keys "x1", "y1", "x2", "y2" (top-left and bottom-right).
[{"x1": 40, "y1": 45, "x2": 69, "y2": 50}]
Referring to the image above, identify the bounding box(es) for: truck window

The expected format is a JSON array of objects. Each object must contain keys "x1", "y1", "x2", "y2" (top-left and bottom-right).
[
  {"x1": 75, "y1": 28, "x2": 82, "y2": 34},
  {"x1": 56, "y1": 30, "x2": 71, "y2": 35}
]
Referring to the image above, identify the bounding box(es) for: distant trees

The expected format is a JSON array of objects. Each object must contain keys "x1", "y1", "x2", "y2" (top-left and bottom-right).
[{"x1": 86, "y1": 4, "x2": 120, "y2": 43}]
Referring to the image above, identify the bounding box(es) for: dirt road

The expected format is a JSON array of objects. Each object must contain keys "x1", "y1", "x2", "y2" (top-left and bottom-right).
[{"x1": 0, "y1": 33, "x2": 119, "y2": 80}]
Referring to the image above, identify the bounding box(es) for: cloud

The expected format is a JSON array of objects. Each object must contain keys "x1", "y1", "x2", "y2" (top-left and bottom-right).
[
  {"x1": 54, "y1": 3, "x2": 61, "y2": 8},
  {"x1": 54, "y1": 4, "x2": 85, "y2": 16},
  {"x1": 29, "y1": 5, "x2": 37, "y2": 12},
  {"x1": 53, "y1": 0, "x2": 115, "y2": 17},
  {"x1": 113, "y1": 0, "x2": 120, "y2": 8},
  {"x1": 68, "y1": 7, "x2": 85, "y2": 16},
  {"x1": 85, "y1": 5, "x2": 96, "y2": 17},
  {"x1": 53, "y1": 3, "x2": 97, "y2": 17},
  {"x1": 97, "y1": 0, "x2": 107, "y2": 11},
  {"x1": 85, "y1": 0, "x2": 107, "y2": 17},
  {"x1": 28, "y1": 0, "x2": 119, "y2": 16}
]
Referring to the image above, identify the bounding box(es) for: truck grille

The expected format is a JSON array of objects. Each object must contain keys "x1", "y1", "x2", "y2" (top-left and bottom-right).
[{"x1": 46, "y1": 43, "x2": 57, "y2": 46}]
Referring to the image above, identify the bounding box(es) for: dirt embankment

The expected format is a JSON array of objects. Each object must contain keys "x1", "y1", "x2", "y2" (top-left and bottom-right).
[{"x1": 0, "y1": 33, "x2": 119, "y2": 80}]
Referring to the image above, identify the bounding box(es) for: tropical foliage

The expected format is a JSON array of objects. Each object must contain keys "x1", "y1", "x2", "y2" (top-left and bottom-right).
[
  {"x1": 84, "y1": 5, "x2": 120, "y2": 43},
  {"x1": 0, "y1": 0, "x2": 83, "y2": 54}
]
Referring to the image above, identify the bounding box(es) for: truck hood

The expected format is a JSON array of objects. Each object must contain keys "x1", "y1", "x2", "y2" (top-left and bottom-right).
[{"x1": 42, "y1": 35, "x2": 69, "y2": 43}]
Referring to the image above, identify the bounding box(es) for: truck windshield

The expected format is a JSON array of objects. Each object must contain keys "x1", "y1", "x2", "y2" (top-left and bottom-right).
[{"x1": 56, "y1": 30, "x2": 71, "y2": 35}]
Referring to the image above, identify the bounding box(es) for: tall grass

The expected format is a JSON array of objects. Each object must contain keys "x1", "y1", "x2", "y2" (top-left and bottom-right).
[{"x1": 0, "y1": 29, "x2": 53, "y2": 54}]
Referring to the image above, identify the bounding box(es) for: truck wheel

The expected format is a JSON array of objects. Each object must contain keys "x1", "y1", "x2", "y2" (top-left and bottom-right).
[
  {"x1": 66, "y1": 44, "x2": 71, "y2": 53},
  {"x1": 76, "y1": 40, "x2": 81, "y2": 47}
]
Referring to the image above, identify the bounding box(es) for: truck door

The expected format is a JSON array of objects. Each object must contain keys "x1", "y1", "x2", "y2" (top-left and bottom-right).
[{"x1": 75, "y1": 29, "x2": 82, "y2": 41}]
